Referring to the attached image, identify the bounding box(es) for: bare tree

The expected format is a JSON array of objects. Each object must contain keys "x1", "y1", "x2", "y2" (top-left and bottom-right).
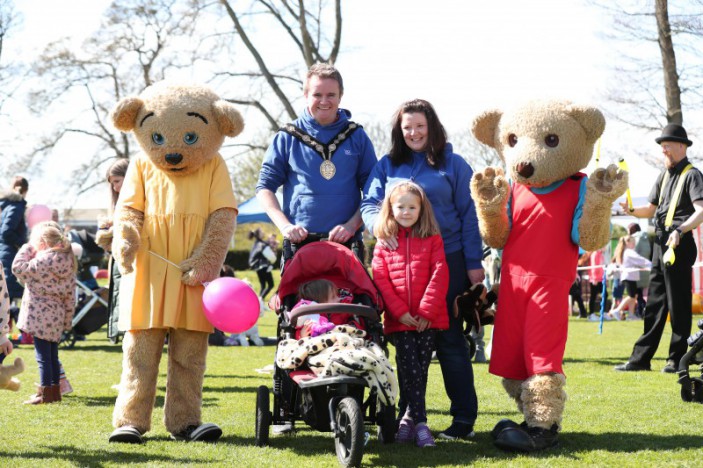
[
  {"x1": 215, "y1": 0, "x2": 342, "y2": 132},
  {"x1": 655, "y1": 0, "x2": 683, "y2": 124},
  {"x1": 0, "y1": 0, "x2": 29, "y2": 180},
  {"x1": 593, "y1": 0, "x2": 703, "y2": 131},
  {"x1": 24, "y1": 0, "x2": 204, "y2": 199},
  {"x1": 451, "y1": 131, "x2": 503, "y2": 171}
]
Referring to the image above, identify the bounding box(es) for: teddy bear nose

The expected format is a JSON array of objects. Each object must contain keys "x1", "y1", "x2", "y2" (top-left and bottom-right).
[
  {"x1": 516, "y1": 162, "x2": 534, "y2": 178},
  {"x1": 165, "y1": 153, "x2": 183, "y2": 165}
]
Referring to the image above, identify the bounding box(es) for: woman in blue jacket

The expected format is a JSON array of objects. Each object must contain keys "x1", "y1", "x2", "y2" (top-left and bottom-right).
[
  {"x1": 362, "y1": 99, "x2": 484, "y2": 441},
  {"x1": 0, "y1": 176, "x2": 29, "y2": 302}
]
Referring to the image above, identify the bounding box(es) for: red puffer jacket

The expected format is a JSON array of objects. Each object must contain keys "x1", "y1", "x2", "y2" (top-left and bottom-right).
[{"x1": 372, "y1": 228, "x2": 449, "y2": 334}]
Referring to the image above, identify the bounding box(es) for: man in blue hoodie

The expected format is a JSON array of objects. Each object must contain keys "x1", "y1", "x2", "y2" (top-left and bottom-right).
[{"x1": 256, "y1": 63, "x2": 377, "y2": 256}]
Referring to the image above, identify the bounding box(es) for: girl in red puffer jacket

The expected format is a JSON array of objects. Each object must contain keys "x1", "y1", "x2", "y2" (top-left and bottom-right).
[{"x1": 372, "y1": 181, "x2": 449, "y2": 448}]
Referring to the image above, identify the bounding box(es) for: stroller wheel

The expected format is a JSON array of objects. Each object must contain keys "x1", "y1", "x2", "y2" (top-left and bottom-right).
[
  {"x1": 693, "y1": 379, "x2": 703, "y2": 403},
  {"x1": 334, "y1": 397, "x2": 364, "y2": 468},
  {"x1": 681, "y1": 383, "x2": 694, "y2": 402},
  {"x1": 255, "y1": 385, "x2": 272, "y2": 446},
  {"x1": 376, "y1": 402, "x2": 396, "y2": 444},
  {"x1": 60, "y1": 331, "x2": 76, "y2": 349}
]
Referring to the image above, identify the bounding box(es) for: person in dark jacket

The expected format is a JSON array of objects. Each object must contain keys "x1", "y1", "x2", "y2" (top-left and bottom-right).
[
  {"x1": 248, "y1": 228, "x2": 276, "y2": 299},
  {"x1": 0, "y1": 176, "x2": 29, "y2": 303}
]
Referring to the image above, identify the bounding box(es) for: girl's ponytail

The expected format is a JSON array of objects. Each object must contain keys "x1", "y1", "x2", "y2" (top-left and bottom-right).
[{"x1": 31, "y1": 221, "x2": 78, "y2": 272}]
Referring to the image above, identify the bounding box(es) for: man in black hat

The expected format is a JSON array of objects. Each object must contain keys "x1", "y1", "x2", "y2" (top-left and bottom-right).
[{"x1": 615, "y1": 123, "x2": 703, "y2": 373}]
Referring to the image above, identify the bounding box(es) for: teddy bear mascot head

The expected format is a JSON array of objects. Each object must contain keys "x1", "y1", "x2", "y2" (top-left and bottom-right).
[
  {"x1": 469, "y1": 99, "x2": 627, "y2": 453},
  {"x1": 107, "y1": 82, "x2": 243, "y2": 444}
]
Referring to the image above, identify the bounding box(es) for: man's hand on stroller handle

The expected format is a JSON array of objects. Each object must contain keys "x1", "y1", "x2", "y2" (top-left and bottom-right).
[
  {"x1": 328, "y1": 223, "x2": 354, "y2": 244},
  {"x1": 282, "y1": 224, "x2": 308, "y2": 243}
]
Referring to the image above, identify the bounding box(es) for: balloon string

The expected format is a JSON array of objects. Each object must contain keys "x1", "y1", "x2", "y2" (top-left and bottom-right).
[
  {"x1": 148, "y1": 250, "x2": 210, "y2": 287},
  {"x1": 148, "y1": 250, "x2": 181, "y2": 269}
]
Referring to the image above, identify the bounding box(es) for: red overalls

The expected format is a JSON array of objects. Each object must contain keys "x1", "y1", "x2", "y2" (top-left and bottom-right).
[{"x1": 489, "y1": 175, "x2": 583, "y2": 380}]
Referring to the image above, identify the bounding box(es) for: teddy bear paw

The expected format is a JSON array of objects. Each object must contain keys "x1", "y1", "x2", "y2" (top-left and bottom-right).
[
  {"x1": 588, "y1": 164, "x2": 628, "y2": 200},
  {"x1": 471, "y1": 167, "x2": 509, "y2": 208}
]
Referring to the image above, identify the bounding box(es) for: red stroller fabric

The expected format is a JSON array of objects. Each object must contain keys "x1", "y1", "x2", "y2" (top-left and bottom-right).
[{"x1": 274, "y1": 241, "x2": 382, "y2": 311}]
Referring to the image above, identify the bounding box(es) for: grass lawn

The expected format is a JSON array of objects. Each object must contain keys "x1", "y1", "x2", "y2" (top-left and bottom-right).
[{"x1": 2, "y1": 289, "x2": 703, "y2": 467}]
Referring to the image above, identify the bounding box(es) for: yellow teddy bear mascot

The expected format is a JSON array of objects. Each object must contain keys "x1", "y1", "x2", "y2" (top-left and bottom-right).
[
  {"x1": 470, "y1": 99, "x2": 627, "y2": 452},
  {"x1": 108, "y1": 82, "x2": 242, "y2": 443}
]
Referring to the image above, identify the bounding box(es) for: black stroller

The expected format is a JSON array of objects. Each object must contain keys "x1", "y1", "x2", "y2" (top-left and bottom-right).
[
  {"x1": 678, "y1": 318, "x2": 703, "y2": 402},
  {"x1": 60, "y1": 229, "x2": 109, "y2": 348},
  {"x1": 255, "y1": 241, "x2": 396, "y2": 467}
]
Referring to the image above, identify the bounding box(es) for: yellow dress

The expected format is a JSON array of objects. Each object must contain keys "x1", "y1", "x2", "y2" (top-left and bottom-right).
[{"x1": 117, "y1": 153, "x2": 237, "y2": 333}]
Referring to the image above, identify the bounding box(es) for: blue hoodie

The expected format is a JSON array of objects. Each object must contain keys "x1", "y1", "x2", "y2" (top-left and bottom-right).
[
  {"x1": 361, "y1": 145, "x2": 483, "y2": 270},
  {"x1": 256, "y1": 108, "x2": 377, "y2": 238},
  {"x1": 0, "y1": 191, "x2": 27, "y2": 300}
]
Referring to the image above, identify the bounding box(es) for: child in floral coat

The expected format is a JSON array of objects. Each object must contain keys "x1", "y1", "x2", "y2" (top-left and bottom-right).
[{"x1": 13, "y1": 221, "x2": 76, "y2": 404}]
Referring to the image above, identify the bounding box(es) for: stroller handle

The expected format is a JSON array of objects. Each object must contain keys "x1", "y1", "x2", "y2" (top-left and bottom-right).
[
  {"x1": 288, "y1": 303, "x2": 379, "y2": 327},
  {"x1": 282, "y1": 232, "x2": 365, "y2": 266}
]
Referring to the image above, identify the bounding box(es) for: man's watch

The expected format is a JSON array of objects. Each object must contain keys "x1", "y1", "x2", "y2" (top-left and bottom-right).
[{"x1": 675, "y1": 227, "x2": 683, "y2": 235}]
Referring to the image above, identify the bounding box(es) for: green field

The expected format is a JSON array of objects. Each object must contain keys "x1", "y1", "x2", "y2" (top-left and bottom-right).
[{"x1": 2, "y1": 299, "x2": 702, "y2": 467}]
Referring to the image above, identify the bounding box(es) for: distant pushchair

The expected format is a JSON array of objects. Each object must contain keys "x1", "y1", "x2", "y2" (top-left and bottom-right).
[
  {"x1": 678, "y1": 318, "x2": 703, "y2": 403},
  {"x1": 60, "y1": 229, "x2": 109, "y2": 348},
  {"x1": 255, "y1": 241, "x2": 396, "y2": 468}
]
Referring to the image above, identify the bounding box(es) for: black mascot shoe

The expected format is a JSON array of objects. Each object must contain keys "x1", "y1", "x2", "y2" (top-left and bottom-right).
[
  {"x1": 109, "y1": 425, "x2": 144, "y2": 444},
  {"x1": 170, "y1": 423, "x2": 222, "y2": 442},
  {"x1": 490, "y1": 419, "x2": 524, "y2": 440},
  {"x1": 494, "y1": 424, "x2": 559, "y2": 453}
]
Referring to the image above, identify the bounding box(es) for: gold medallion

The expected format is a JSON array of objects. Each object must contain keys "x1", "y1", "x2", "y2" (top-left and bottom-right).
[{"x1": 320, "y1": 160, "x2": 336, "y2": 180}]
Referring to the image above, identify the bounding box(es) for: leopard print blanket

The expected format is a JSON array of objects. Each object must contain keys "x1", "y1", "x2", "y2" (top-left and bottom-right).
[{"x1": 276, "y1": 325, "x2": 398, "y2": 406}]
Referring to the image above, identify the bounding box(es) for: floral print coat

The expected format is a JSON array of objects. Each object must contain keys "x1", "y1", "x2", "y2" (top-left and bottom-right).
[{"x1": 13, "y1": 244, "x2": 75, "y2": 342}]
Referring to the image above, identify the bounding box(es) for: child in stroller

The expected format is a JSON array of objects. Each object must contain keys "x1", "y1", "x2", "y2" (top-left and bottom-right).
[{"x1": 255, "y1": 241, "x2": 398, "y2": 468}]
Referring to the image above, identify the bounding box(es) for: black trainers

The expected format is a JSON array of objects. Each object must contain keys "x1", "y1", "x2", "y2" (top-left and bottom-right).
[
  {"x1": 437, "y1": 422, "x2": 475, "y2": 440},
  {"x1": 170, "y1": 423, "x2": 222, "y2": 442},
  {"x1": 614, "y1": 362, "x2": 651, "y2": 372},
  {"x1": 661, "y1": 359, "x2": 677, "y2": 373}
]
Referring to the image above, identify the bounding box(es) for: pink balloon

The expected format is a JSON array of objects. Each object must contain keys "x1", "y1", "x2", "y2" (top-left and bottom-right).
[
  {"x1": 27, "y1": 204, "x2": 53, "y2": 229},
  {"x1": 202, "y1": 277, "x2": 260, "y2": 333}
]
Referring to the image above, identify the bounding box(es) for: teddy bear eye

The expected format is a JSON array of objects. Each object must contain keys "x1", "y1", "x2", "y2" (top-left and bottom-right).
[
  {"x1": 152, "y1": 133, "x2": 165, "y2": 145},
  {"x1": 545, "y1": 134, "x2": 559, "y2": 148},
  {"x1": 508, "y1": 134, "x2": 518, "y2": 147},
  {"x1": 184, "y1": 132, "x2": 199, "y2": 145}
]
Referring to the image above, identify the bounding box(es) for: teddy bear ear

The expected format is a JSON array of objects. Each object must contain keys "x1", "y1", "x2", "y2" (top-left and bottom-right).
[
  {"x1": 471, "y1": 109, "x2": 503, "y2": 149},
  {"x1": 213, "y1": 100, "x2": 245, "y2": 138},
  {"x1": 111, "y1": 97, "x2": 145, "y2": 132},
  {"x1": 567, "y1": 105, "x2": 606, "y2": 144}
]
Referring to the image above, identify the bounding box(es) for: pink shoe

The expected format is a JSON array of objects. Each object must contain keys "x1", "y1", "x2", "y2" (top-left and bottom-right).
[
  {"x1": 395, "y1": 419, "x2": 415, "y2": 443},
  {"x1": 60, "y1": 377, "x2": 73, "y2": 395},
  {"x1": 415, "y1": 424, "x2": 436, "y2": 448}
]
